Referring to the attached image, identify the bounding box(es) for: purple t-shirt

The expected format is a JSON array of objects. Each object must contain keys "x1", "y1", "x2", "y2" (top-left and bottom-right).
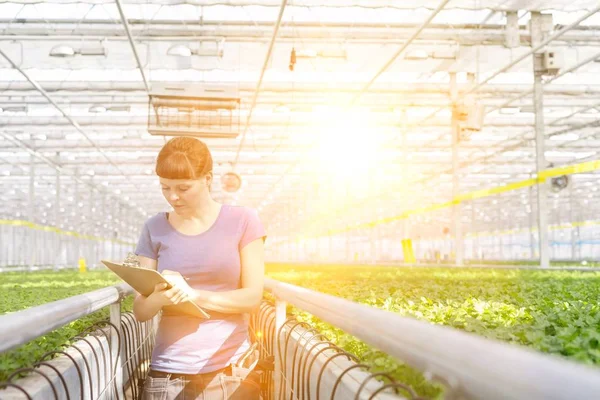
[{"x1": 135, "y1": 204, "x2": 266, "y2": 374}]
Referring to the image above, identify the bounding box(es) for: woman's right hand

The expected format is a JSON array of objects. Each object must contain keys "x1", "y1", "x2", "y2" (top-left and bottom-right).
[{"x1": 148, "y1": 282, "x2": 190, "y2": 307}]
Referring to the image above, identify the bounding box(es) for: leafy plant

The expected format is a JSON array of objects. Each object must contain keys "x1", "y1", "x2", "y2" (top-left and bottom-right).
[
  {"x1": 3, "y1": 265, "x2": 600, "y2": 399},
  {"x1": 0, "y1": 270, "x2": 133, "y2": 382},
  {"x1": 266, "y1": 264, "x2": 600, "y2": 398}
]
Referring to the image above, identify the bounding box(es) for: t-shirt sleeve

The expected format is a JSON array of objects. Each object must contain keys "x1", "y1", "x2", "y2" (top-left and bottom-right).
[
  {"x1": 135, "y1": 222, "x2": 158, "y2": 260},
  {"x1": 239, "y1": 208, "x2": 267, "y2": 251}
]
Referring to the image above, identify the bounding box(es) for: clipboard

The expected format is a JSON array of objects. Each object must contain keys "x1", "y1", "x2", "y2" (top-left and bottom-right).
[{"x1": 102, "y1": 260, "x2": 210, "y2": 319}]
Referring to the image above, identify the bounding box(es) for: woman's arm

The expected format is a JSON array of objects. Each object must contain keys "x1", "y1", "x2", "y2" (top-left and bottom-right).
[
  {"x1": 190, "y1": 238, "x2": 265, "y2": 314},
  {"x1": 133, "y1": 256, "x2": 191, "y2": 322}
]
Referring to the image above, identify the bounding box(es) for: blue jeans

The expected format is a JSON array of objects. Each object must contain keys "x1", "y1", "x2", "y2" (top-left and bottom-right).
[{"x1": 141, "y1": 367, "x2": 262, "y2": 400}]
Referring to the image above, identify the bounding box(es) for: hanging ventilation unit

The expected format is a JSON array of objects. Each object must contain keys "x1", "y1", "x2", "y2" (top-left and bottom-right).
[{"x1": 148, "y1": 83, "x2": 240, "y2": 138}]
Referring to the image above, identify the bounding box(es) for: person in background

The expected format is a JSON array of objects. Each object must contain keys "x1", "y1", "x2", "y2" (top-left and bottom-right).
[{"x1": 133, "y1": 136, "x2": 266, "y2": 399}]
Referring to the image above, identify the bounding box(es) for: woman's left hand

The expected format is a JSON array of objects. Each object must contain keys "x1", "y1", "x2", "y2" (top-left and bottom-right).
[{"x1": 162, "y1": 270, "x2": 194, "y2": 299}]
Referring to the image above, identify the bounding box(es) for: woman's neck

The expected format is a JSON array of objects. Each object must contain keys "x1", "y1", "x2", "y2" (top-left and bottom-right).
[{"x1": 176, "y1": 198, "x2": 221, "y2": 222}]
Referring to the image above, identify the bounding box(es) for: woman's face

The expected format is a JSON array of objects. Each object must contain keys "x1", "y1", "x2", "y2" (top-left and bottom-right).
[{"x1": 159, "y1": 174, "x2": 211, "y2": 213}]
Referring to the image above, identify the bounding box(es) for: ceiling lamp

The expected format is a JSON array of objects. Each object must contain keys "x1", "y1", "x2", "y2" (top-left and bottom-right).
[
  {"x1": 167, "y1": 43, "x2": 224, "y2": 58},
  {"x1": 167, "y1": 45, "x2": 193, "y2": 57},
  {"x1": 50, "y1": 45, "x2": 76, "y2": 57},
  {"x1": 89, "y1": 105, "x2": 107, "y2": 113},
  {"x1": 405, "y1": 50, "x2": 430, "y2": 60},
  {"x1": 49, "y1": 43, "x2": 107, "y2": 57},
  {"x1": 0, "y1": 106, "x2": 28, "y2": 113}
]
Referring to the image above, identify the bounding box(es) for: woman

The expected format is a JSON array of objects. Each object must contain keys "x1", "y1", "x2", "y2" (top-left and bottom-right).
[{"x1": 133, "y1": 136, "x2": 266, "y2": 400}]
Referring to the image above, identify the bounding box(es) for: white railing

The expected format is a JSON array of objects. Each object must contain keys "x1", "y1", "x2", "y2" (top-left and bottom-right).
[
  {"x1": 0, "y1": 284, "x2": 142, "y2": 400},
  {"x1": 4, "y1": 278, "x2": 600, "y2": 399},
  {"x1": 0, "y1": 284, "x2": 132, "y2": 354},
  {"x1": 265, "y1": 278, "x2": 600, "y2": 400},
  {"x1": 266, "y1": 260, "x2": 600, "y2": 272}
]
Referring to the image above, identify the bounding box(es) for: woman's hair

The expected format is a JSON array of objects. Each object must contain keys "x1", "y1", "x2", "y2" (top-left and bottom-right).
[{"x1": 155, "y1": 137, "x2": 213, "y2": 179}]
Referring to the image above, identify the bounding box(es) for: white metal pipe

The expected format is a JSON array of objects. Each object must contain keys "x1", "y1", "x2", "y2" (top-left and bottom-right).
[
  {"x1": 532, "y1": 12, "x2": 550, "y2": 268},
  {"x1": 0, "y1": 50, "x2": 144, "y2": 223},
  {"x1": 3, "y1": 81, "x2": 600, "y2": 95},
  {"x1": 233, "y1": 0, "x2": 288, "y2": 168},
  {"x1": 0, "y1": 283, "x2": 133, "y2": 353},
  {"x1": 400, "y1": 13, "x2": 600, "y2": 180},
  {"x1": 28, "y1": 155, "x2": 35, "y2": 267},
  {"x1": 273, "y1": 299, "x2": 287, "y2": 398},
  {"x1": 528, "y1": 182, "x2": 535, "y2": 260},
  {"x1": 265, "y1": 278, "x2": 600, "y2": 400},
  {"x1": 450, "y1": 72, "x2": 463, "y2": 266},
  {"x1": 347, "y1": 0, "x2": 451, "y2": 107},
  {"x1": 55, "y1": 159, "x2": 60, "y2": 228},
  {"x1": 464, "y1": 4, "x2": 600, "y2": 97},
  {"x1": 114, "y1": 0, "x2": 151, "y2": 93},
  {"x1": 489, "y1": 47, "x2": 600, "y2": 115},
  {"x1": 455, "y1": 47, "x2": 600, "y2": 176},
  {"x1": 0, "y1": 49, "x2": 129, "y2": 177},
  {"x1": 109, "y1": 302, "x2": 125, "y2": 399}
]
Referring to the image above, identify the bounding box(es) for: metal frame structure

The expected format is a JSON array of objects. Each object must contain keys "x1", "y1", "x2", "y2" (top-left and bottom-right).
[{"x1": 2, "y1": 1, "x2": 600, "y2": 265}]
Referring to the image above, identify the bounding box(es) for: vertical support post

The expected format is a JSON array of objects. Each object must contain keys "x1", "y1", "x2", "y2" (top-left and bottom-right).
[
  {"x1": 576, "y1": 223, "x2": 581, "y2": 260},
  {"x1": 327, "y1": 186, "x2": 333, "y2": 262},
  {"x1": 117, "y1": 203, "x2": 122, "y2": 260},
  {"x1": 10, "y1": 224, "x2": 15, "y2": 266},
  {"x1": 528, "y1": 179, "x2": 536, "y2": 259},
  {"x1": 110, "y1": 302, "x2": 125, "y2": 400},
  {"x1": 274, "y1": 298, "x2": 287, "y2": 399},
  {"x1": 471, "y1": 204, "x2": 476, "y2": 260},
  {"x1": 55, "y1": 157, "x2": 61, "y2": 227},
  {"x1": 374, "y1": 221, "x2": 381, "y2": 265},
  {"x1": 531, "y1": 12, "x2": 550, "y2": 268},
  {"x1": 29, "y1": 154, "x2": 36, "y2": 267},
  {"x1": 111, "y1": 203, "x2": 117, "y2": 261},
  {"x1": 369, "y1": 218, "x2": 376, "y2": 264},
  {"x1": 497, "y1": 202, "x2": 503, "y2": 260},
  {"x1": 450, "y1": 72, "x2": 463, "y2": 266},
  {"x1": 401, "y1": 110, "x2": 409, "y2": 263},
  {"x1": 505, "y1": 11, "x2": 520, "y2": 48},
  {"x1": 101, "y1": 192, "x2": 107, "y2": 261},
  {"x1": 129, "y1": 210, "x2": 135, "y2": 253},
  {"x1": 570, "y1": 183, "x2": 576, "y2": 260},
  {"x1": 74, "y1": 168, "x2": 80, "y2": 266},
  {"x1": 55, "y1": 157, "x2": 61, "y2": 268},
  {"x1": 87, "y1": 181, "x2": 94, "y2": 266},
  {"x1": 1, "y1": 224, "x2": 4, "y2": 267},
  {"x1": 283, "y1": 204, "x2": 288, "y2": 262}
]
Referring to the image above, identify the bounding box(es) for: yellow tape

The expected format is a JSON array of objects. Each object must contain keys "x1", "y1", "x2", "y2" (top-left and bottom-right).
[
  {"x1": 295, "y1": 158, "x2": 600, "y2": 241},
  {"x1": 0, "y1": 219, "x2": 135, "y2": 245},
  {"x1": 539, "y1": 159, "x2": 600, "y2": 179}
]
